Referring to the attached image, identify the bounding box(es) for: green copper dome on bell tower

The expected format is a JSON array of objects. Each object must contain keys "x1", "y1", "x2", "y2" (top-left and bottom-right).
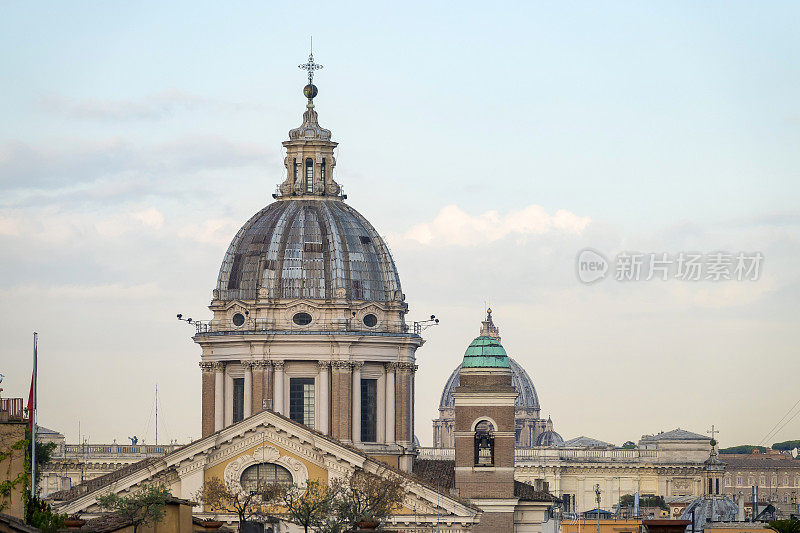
[{"x1": 461, "y1": 309, "x2": 511, "y2": 368}]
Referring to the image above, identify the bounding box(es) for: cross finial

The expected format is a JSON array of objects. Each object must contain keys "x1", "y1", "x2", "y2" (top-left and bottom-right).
[
  {"x1": 707, "y1": 424, "x2": 718, "y2": 441},
  {"x1": 298, "y1": 37, "x2": 323, "y2": 86}
]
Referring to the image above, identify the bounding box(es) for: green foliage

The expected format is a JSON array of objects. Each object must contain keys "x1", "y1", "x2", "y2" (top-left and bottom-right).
[
  {"x1": 98, "y1": 484, "x2": 170, "y2": 533},
  {"x1": 24, "y1": 493, "x2": 67, "y2": 533},
  {"x1": 620, "y1": 494, "x2": 668, "y2": 510},
  {"x1": 0, "y1": 438, "x2": 27, "y2": 512},
  {"x1": 26, "y1": 434, "x2": 57, "y2": 487},
  {"x1": 772, "y1": 441, "x2": 800, "y2": 452},
  {"x1": 621, "y1": 441, "x2": 636, "y2": 449},
  {"x1": 768, "y1": 518, "x2": 800, "y2": 533},
  {"x1": 720, "y1": 445, "x2": 767, "y2": 454},
  {"x1": 2, "y1": 432, "x2": 58, "y2": 513}
]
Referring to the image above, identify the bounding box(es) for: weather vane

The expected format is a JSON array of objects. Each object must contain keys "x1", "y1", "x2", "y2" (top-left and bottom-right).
[{"x1": 298, "y1": 37, "x2": 323, "y2": 86}]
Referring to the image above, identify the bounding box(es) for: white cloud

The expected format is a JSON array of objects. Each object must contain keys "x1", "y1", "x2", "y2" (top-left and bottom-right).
[
  {"x1": 37, "y1": 89, "x2": 249, "y2": 121},
  {"x1": 133, "y1": 207, "x2": 164, "y2": 229},
  {"x1": 402, "y1": 204, "x2": 591, "y2": 246},
  {"x1": 0, "y1": 214, "x2": 21, "y2": 236},
  {"x1": 179, "y1": 218, "x2": 240, "y2": 245}
]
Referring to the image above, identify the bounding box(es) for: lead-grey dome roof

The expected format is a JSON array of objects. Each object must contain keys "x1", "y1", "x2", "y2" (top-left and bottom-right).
[
  {"x1": 536, "y1": 430, "x2": 564, "y2": 447},
  {"x1": 681, "y1": 496, "x2": 738, "y2": 531},
  {"x1": 439, "y1": 357, "x2": 540, "y2": 410},
  {"x1": 216, "y1": 199, "x2": 401, "y2": 302}
]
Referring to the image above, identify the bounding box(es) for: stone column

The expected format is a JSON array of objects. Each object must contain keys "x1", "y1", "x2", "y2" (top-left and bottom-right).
[
  {"x1": 317, "y1": 361, "x2": 330, "y2": 435},
  {"x1": 224, "y1": 365, "x2": 234, "y2": 427},
  {"x1": 252, "y1": 361, "x2": 265, "y2": 413},
  {"x1": 331, "y1": 361, "x2": 352, "y2": 442},
  {"x1": 352, "y1": 362, "x2": 363, "y2": 444},
  {"x1": 395, "y1": 362, "x2": 415, "y2": 444},
  {"x1": 385, "y1": 362, "x2": 396, "y2": 444},
  {"x1": 243, "y1": 361, "x2": 253, "y2": 419},
  {"x1": 200, "y1": 362, "x2": 215, "y2": 437},
  {"x1": 273, "y1": 361, "x2": 285, "y2": 415},
  {"x1": 213, "y1": 362, "x2": 225, "y2": 432},
  {"x1": 263, "y1": 361, "x2": 274, "y2": 411}
]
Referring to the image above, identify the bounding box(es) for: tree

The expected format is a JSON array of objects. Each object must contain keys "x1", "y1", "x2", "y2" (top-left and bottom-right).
[
  {"x1": 769, "y1": 519, "x2": 800, "y2": 533},
  {"x1": 24, "y1": 494, "x2": 66, "y2": 533},
  {"x1": 97, "y1": 483, "x2": 170, "y2": 533},
  {"x1": 330, "y1": 471, "x2": 406, "y2": 530},
  {"x1": 621, "y1": 441, "x2": 636, "y2": 449},
  {"x1": 0, "y1": 429, "x2": 66, "y2": 530},
  {"x1": 772, "y1": 441, "x2": 800, "y2": 452},
  {"x1": 195, "y1": 477, "x2": 283, "y2": 530},
  {"x1": 720, "y1": 445, "x2": 767, "y2": 454},
  {"x1": 280, "y1": 480, "x2": 334, "y2": 533}
]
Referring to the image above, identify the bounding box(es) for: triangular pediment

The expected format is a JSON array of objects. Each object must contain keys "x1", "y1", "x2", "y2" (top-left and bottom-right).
[{"x1": 52, "y1": 410, "x2": 478, "y2": 525}]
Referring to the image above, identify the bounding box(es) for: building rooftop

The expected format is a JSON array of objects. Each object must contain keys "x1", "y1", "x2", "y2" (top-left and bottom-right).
[
  {"x1": 412, "y1": 459, "x2": 557, "y2": 502},
  {"x1": 640, "y1": 429, "x2": 709, "y2": 442},
  {"x1": 561, "y1": 436, "x2": 613, "y2": 448}
]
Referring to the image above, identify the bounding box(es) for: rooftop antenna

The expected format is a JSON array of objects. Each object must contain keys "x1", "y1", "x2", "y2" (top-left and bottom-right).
[{"x1": 155, "y1": 383, "x2": 158, "y2": 446}]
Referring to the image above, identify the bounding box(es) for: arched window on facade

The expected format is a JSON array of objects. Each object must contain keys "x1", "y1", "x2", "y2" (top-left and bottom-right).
[
  {"x1": 305, "y1": 158, "x2": 314, "y2": 193},
  {"x1": 474, "y1": 420, "x2": 495, "y2": 466},
  {"x1": 240, "y1": 463, "x2": 292, "y2": 492}
]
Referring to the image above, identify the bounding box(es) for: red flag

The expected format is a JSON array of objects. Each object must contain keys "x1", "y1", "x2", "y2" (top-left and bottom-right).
[{"x1": 27, "y1": 334, "x2": 37, "y2": 431}]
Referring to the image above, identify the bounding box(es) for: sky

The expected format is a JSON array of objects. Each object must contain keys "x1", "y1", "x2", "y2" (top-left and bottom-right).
[{"x1": 0, "y1": 1, "x2": 798, "y2": 448}]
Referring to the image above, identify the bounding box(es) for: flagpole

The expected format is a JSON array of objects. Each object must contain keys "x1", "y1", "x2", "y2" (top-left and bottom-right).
[{"x1": 30, "y1": 331, "x2": 37, "y2": 498}]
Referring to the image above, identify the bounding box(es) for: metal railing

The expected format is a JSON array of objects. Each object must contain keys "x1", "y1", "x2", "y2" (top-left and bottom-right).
[
  {"x1": 416, "y1": 447, "x2": 660, "y2": 462},
  {"x1": 192, "y1": 317, "x2": 420, "y2": 338},
  {"x1": 0, "y1": 398, "x2": 25, "y2": 421},
  {"x1": 58, "y1": 443, "x2": 181, "y2": 459}
]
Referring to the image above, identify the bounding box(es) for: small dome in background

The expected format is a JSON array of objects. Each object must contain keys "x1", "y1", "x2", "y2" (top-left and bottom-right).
[
  {"x1": 439, "y1": 357, "x2": 540, "y2": 410},
  {"x1": 535, "y1": 430, "x2": 564, "y2": 447},
  {"x1": 680, "y1": 496, "x2": 738, "y2": 531}
]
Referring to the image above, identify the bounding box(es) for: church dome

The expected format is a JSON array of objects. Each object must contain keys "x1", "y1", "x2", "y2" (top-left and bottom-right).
[
  {"x1": 535, "y1": 430, "x2": 564, "y2": 447},
  {"x1": 215, "y1": 199, "x2": 402, "y2": 302},
  {"x1": 439, "y1": 357, "x2": 540, "y2": 410},
  {"x1": 680, "y1": 496, "x2": 738, "y2": 530}
]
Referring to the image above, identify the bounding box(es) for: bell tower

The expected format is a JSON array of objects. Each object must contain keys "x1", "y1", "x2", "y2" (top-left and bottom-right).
[{"x1": 453, "y1": 311, "x2": 518, "y2": 532}]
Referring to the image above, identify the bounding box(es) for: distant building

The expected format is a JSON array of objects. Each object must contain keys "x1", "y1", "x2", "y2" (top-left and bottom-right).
[
  {"x1": 720, "y1": 452, "x2": 800, "y2": 517},
  {"x1": 37, "y1": 427, "x2": 180, "y2": 497}
]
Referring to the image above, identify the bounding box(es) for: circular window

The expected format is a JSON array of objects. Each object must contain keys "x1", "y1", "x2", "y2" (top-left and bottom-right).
[
  {"x1": 240, "y1": 463, "x2": 292, "y2": 492},
  {"x1": 363, "y1": 314, "x2": 378, "y2": 327},
  {"x1": 232, "y1": 313, "x2": 245, "y2": 327},
  {"x1": 292, "y1": 312, "x2": 312, "y2": 326}
]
